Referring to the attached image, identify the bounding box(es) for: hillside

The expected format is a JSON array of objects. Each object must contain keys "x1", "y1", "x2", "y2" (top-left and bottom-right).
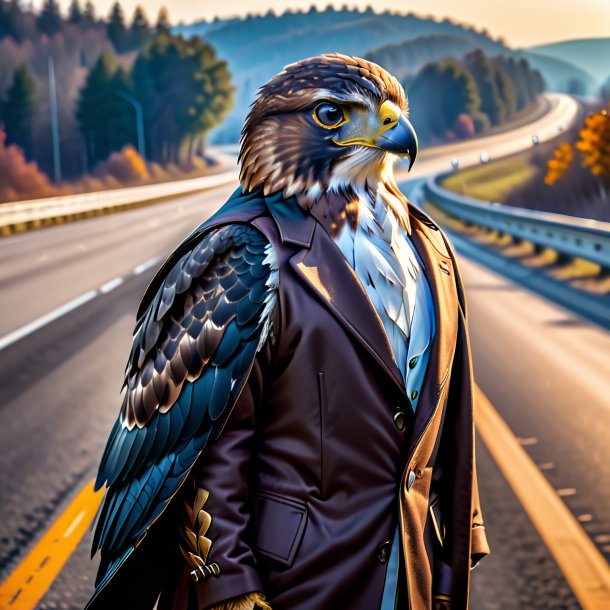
[
  {"x1": 178, "y1": 8, "x2": 511, "y2": 141},
  {"x1": 527, "y1": 37, "x2": 610, "y2": 84},
  {"x1": 519, "y1": 51, "x2": 597, "y2": 94}
]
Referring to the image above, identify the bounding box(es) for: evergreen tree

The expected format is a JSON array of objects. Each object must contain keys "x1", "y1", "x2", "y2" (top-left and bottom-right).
[
  {"x1": 409, "y1": 58, "x2": 483, "y2": 142},
  {"x1": 68, "y1": 0, "x2": 82, "y2": 24},
  {"x1": 2, "y1": 63, "x2": 39, "y2": 159},
  {"x1": 464, "y1": 50, "x2": 508, "y2": 126},
  {"x1": 76, "y1": 51, "x2": 135, "y2": 166},
  {"x1": 155, "y1": 7, "x2": 170, "y2": 34},
  {"x1": 83, "y1": 0, "x2": 96, "y2": 24},
  {"x1": 129, "y1": 6, "x2": 150, "y2": 50},
  {"x1": 107, "y1": 2, "x2": 128, "y2": 52},
  {"x1": 132, "y1": 33, "x2": 233, "y2": 163},
  {"x1": 38, "y1": 0, "x2": 62, "y2": 36}
]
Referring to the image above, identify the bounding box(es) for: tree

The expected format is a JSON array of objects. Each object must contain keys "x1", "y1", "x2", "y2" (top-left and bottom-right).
[
  {"x1": 68, "y1": 0, "x2": 82, "y2": 24},
  {"x1": 576, "y1": 106, "x2": 610, "y2": 195},
  {"x1": 83, "y1": 0, "x2": 96, "y2": 24},
  {"x1": 38, "y1": 0, "x2": 62, "y2": 36},
  {"x1": 544, "y1": 142, "x2": 574, "y2": 186},
  {"x1": 545, "y1": 105, "x2": 610, "y2": 199},
  {"x1": 76, "y1": 51, "x2": 135, "y2": 167},
  {"x1": 0, "y1": 128, "x2": 55, "y2": 202},
  {"x1": 2, "y1": 63, "x2": 39, "y2": 159},
  {"x1": 409, "y1": 58, "x2": 483, "y2": 142},
  {"x1": 155, "y1": 7, "x2": 170, "y2": 34},
  {"x1": 131, "y1": 32, "x2": 233, "y2": 163},
  {"x1": 129, "y1": 6, "x2": 150, "y2": 50},
  {"x1": 464, "y1": 50, "x2": 512, "y2": 126},
  {"x1": 107, "y1": 2, "x2": 128, "y2": 52}
]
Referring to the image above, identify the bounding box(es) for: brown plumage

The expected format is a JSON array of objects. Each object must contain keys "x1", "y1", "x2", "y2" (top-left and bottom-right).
[{"x1": 239, "y1": 53, "x2": 410, "y2": 219}]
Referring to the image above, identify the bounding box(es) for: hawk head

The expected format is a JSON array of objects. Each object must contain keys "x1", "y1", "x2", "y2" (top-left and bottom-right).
[{"x1": 239, "y1": 54, "x2": 417, "y2": 212}]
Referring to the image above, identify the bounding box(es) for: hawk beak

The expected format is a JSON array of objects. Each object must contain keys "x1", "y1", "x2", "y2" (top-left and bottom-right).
[{"x1": 373, "y1": 115, "x2": 418, "y2": 171}]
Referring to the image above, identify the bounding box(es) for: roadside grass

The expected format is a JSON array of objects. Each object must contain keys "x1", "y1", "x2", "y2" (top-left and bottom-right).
[{"x1": 442, "y1": 155, "x2": 538, "y2": 202}]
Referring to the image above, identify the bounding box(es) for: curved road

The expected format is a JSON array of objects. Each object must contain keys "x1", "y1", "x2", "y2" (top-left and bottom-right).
[{"x1": 2, "y1": 93, "x2": 606, "y2": 610}]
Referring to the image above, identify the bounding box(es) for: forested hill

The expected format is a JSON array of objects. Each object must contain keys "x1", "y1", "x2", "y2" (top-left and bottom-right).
[
  {"x1": 176, "y1": 7, "x2": 589, "y2": 142},
  {"x1": 177, "y1": 7, "x2": 513, "y2": 141}
]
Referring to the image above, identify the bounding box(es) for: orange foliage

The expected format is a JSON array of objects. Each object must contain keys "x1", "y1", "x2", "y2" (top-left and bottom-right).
[
  {"x1": 93, "y1": 145, "x2": 149, "y2": 184},
  {"x1": 544, "y1": 142, "x2": 574, "y2": 186},
  {"x1": 575, "y1": 106, "x2": 610, "y2": 181},
  {"x1": 0, "y1": 129, "x2": 57, "y2": 202}
]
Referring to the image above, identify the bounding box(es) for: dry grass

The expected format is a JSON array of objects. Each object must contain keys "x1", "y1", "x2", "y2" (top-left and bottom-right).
[{"x1": 442, "y1": 155, "x2": 537, "y2": 202}]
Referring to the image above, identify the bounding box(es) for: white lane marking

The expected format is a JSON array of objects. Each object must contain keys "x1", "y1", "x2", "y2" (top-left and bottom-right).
[
  {"x1": 0, "y1": 290, "x2": 98, "y2": 351},
  {"x1": 133, "y1": 257, "x2": 160, "y2": 275},
  {"x1": 63, "y1": 510, "x2": 86, "y2": 538},
  {"x1": 0, "y1": 253, "x2": 163, "y2": 352},
  {"x1": 100, "y1": 277, "x2": 124, "y2": 293}
]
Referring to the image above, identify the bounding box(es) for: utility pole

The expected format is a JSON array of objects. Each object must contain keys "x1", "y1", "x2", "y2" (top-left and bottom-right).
[
  {"x1": 117, "y1": 91, "x2": 146, "y2": 160},
  {"x1": 48, "y1": 56, "x2": 61, "y2": 183}
]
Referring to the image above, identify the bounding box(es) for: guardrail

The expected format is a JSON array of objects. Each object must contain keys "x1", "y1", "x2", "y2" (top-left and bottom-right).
[
  {"x1": 424, "y1": 173, "x2": 610, "y2": 270},
  {"x1": 0, "y1": 169, "x2": 239, "y2": 236}
]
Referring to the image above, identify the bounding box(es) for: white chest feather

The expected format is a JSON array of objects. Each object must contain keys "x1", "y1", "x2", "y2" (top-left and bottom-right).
[{"x1": 334, "y1": 188, "x2": 422, "y2": 377}]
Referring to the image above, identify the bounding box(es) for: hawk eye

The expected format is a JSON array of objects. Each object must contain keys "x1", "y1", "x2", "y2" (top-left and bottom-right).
[{"x1": 313, "y1": 103, "x2": 345, "y2": 128}]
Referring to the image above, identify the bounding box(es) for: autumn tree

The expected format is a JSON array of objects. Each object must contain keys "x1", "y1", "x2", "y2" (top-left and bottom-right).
[
  {"x1": 576, "y1": 106, "x2": 610, "y2": 195},
  {"x1": 545, "y1": 105, "x2": 610, "y2": 199},
  {"x1": 0, "y1": 128, "x2": 55, "y2": 202},
  {"x1": 544, "y1": 142, "x2": 574, "y2": 186},
  {"x1": 1, "y1": 63, "x2": 39, "y2": 159}
]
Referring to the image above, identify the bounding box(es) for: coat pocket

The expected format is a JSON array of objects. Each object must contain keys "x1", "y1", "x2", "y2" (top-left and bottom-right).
[{"x1": 253, "y1": 490, "x2": 308, "y2": 567}]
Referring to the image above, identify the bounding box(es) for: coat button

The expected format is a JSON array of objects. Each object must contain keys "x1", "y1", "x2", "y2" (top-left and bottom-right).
[
  {"x1": 393, "y1": 411, "x2": 406, "y2": 431},
  {"x1": 377, "y1": 540, "x2": 391, "y2": 563},
  {"x1": 409, "y1": 357, "x2": 418, "y2": 369}
]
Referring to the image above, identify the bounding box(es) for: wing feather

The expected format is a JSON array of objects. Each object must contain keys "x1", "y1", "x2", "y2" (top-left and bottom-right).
[{"x1": 91, "y1": 223, "x2": 278, "y2": 582}]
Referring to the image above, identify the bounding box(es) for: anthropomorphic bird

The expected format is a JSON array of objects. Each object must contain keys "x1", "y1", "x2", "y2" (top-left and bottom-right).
[{"x1": 86, "y1": 54, "x2": 489, "y2": 610}]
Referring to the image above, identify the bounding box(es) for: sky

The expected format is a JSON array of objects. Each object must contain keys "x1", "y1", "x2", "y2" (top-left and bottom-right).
[{"x1": 49, "y1": 0, "x2": 610, "y2": 48}]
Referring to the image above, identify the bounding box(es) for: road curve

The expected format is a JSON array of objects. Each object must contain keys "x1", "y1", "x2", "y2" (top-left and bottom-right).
[{"x1": 0, "y1": 94, "x2": 579, "y2": 341}]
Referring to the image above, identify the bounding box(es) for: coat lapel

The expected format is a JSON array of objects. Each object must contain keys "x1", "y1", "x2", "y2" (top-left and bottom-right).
[
  {"x1": 264, "y1": 192, "x2": 460, "y2": 413},
  {"x1": 406, "y1": 209, "x2": 459, "y2": 451},
  {"x1": 290, "y1": 222, "x2": 407, "y2": 393}
]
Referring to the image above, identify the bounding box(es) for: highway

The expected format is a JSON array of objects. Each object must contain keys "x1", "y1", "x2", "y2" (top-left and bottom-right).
[{"x1": 1, "y1": 93, "x2": 608, "y2": 610}]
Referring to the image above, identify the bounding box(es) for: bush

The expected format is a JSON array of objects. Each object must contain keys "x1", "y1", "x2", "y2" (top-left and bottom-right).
[
  {"x1": 0, "y1": 128, "x2": 56, "y2": 202},
  {"x1": 93, "y1": 145, "x2": 149, "y2": 184}
]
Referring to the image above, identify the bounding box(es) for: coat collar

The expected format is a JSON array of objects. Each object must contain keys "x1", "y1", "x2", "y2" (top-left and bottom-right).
[{"x1": 264, "y1": 192, "x2": 459, "y2": 429}]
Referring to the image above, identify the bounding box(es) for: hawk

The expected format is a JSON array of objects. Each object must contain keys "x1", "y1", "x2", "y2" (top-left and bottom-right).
[{"x1": 86, "y1": 54, "x2": 487, "y2": 610}]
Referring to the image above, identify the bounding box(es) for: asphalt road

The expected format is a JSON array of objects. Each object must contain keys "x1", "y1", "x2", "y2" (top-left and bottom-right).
[{"x1": 1, "y1": 93, "x2": 603, "y2": 609}]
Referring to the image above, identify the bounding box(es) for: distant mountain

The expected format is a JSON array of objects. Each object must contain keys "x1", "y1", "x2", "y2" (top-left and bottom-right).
[
  {"x1": 177, "y1": 8, "x2": 512, "y2": 141},
  {"x1": 527, "y1": 38, "x2": 610, "y2": 84},
  {"x1": 518, "y1": 51, "x2": 597, "y2": 95}
]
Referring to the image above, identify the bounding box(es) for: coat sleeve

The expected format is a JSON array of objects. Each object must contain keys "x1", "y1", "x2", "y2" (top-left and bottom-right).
[{"x1": 188, "y1": 356, "x2": 269, "y2": 609}]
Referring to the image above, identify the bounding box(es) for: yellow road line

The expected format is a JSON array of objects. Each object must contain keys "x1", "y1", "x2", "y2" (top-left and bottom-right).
[
  {"x1": 0, "y1": 480, "x2": 103, "y2": 610},
  {"x1": 1, "y1": 387, "x2": 609, "y2": 610},
  {"x1": 475, "y1": 384, "x2": 610, "y2": 610}
]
